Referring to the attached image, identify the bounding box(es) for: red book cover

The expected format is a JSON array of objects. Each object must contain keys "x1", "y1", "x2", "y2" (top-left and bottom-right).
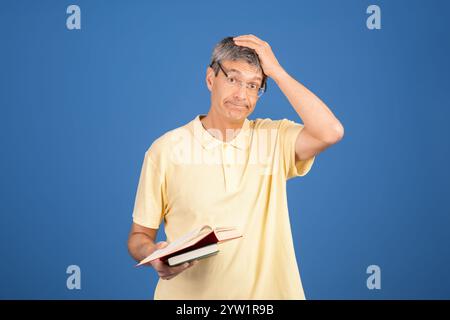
[{"x1": 136, "y1": 225, "x2": 242, "y2": 266}]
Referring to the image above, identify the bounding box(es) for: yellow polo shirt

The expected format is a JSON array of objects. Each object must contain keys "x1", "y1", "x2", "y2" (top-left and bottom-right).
[{"x1": 132, "y1": 114, "x2": 315, "y2": 299}]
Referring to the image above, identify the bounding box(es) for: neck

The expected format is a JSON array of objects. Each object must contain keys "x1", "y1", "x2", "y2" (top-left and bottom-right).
[{"x1": 200, "y1": 108, "x2": 245, "y2": 142}]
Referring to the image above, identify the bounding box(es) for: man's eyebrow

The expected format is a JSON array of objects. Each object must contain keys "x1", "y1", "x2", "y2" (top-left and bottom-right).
[{"x1": 227, "y1": 68, "x2": 263, "y2": 82}]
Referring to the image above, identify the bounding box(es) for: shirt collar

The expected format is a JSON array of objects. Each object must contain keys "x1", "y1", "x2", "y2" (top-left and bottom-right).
[{"x1": 192, "y1": 114, "x2": 251, "y2": 150}]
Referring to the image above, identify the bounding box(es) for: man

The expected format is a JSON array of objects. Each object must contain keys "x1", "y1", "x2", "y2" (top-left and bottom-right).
[{"x1": 128, "y1": 35, "x2": 344, "y2": 299}]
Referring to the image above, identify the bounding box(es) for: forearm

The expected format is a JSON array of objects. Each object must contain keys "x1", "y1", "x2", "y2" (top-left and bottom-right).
[
  {"x1": 128, "y1": 233, "x2": 157, "y2": 263},
  {"x1": 272, "y1": 67, "x2": 344, "y2": 143}
]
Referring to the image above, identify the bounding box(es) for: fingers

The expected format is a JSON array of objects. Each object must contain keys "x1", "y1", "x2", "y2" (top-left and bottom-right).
[
  {"x1": 143, "y1": 242, "x2": 168, "y2": 268},
  {"x1": 233, "y1": 35, "x2": 270, "y2": 52},
  {"x1": 169, "y1": 262, "x2": 192, "y2": 274},
  {"x1": 158, "y1": 260, "x2": 198, "y2": 280},
  {"x1": 156, "y1": 241, "x2": 169, "y2": 249},
  {"x1": 234, "y1": 34, "x2": 264, "y2": 44},
  {"x1": 159, "y1": 263, "x2": 189, "y2": 280},
  {"x1": 234, "y1": 39, "x2": 258, "y2": 50},
  {"x1": 149, "y1": 240, "x2": 200, "y2": 280}
]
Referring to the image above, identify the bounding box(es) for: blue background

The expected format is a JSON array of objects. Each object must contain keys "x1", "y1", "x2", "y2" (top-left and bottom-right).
[{"x1": 1, "y1": 0, "x2": 449, "y2": 299}]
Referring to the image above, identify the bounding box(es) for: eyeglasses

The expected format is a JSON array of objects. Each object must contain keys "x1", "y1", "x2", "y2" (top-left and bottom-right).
[{"x1": 210, "y1": 61, "x2": 267, "y2": 98}]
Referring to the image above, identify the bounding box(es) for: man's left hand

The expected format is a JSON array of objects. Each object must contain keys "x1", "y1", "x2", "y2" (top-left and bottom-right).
[{"x1": 233, "y1": 34, "x2": 283, "y2": 79}]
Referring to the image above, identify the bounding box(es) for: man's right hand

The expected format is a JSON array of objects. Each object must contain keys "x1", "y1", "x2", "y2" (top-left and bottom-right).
[{"x1": 149, "y1": 241, "x2": 198, "y2": 280}]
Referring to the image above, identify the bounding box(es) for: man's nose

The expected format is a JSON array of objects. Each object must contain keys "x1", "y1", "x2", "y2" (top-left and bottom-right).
[{"x1": 233, "y1": 83, "x2": 247, "y2": 99}]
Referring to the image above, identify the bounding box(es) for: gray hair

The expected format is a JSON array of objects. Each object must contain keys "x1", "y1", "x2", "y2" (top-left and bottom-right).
[{"x1": 209, "y1": 36, "x2": 267, "y2": 89}]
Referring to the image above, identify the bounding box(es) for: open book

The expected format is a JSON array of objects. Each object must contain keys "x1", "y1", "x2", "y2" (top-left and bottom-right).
[
  {"x1": 168, "y1": 243, "x2": 219, "y2": 266},
  {"x1": 136, "y1": 225, "x2": 242, "y2": 267}
]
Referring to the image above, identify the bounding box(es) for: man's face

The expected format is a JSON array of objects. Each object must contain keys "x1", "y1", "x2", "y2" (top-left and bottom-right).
[{"x1": 206, "y1": 59, "x2": 263, "y2": 123}]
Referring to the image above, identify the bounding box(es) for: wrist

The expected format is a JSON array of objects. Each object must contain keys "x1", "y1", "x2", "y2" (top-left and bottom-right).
[{"x1": 270, "y1": 66, "x2": 289, "y2": 83}]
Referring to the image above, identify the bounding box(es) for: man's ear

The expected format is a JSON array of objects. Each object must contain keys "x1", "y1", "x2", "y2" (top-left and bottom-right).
[{"x1": 206, "y1": 67, "x2": 215, "y2": 92}]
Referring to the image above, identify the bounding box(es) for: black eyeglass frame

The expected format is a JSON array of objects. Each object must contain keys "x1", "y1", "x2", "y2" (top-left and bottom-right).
[{"x1": 209, "y1": 61, "x2": 267, "y2": 98}]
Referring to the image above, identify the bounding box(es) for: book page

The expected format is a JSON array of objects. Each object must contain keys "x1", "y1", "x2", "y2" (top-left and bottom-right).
[{"x1": 214, "y1": 227, "x2": 243, "y2": 242}]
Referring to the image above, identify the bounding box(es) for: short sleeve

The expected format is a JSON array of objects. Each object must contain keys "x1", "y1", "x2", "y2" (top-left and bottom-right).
[
  {"x1": 132, "y1": 151, "x2": 167, "y2": 229},
  {"x1": 279, "y1": 119, "x2": 316, "y2": 180}
]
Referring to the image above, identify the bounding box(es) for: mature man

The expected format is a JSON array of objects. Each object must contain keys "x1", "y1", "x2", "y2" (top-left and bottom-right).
[{"x1": 128, "y1": 35, "x2": 344, "y2": 299}]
